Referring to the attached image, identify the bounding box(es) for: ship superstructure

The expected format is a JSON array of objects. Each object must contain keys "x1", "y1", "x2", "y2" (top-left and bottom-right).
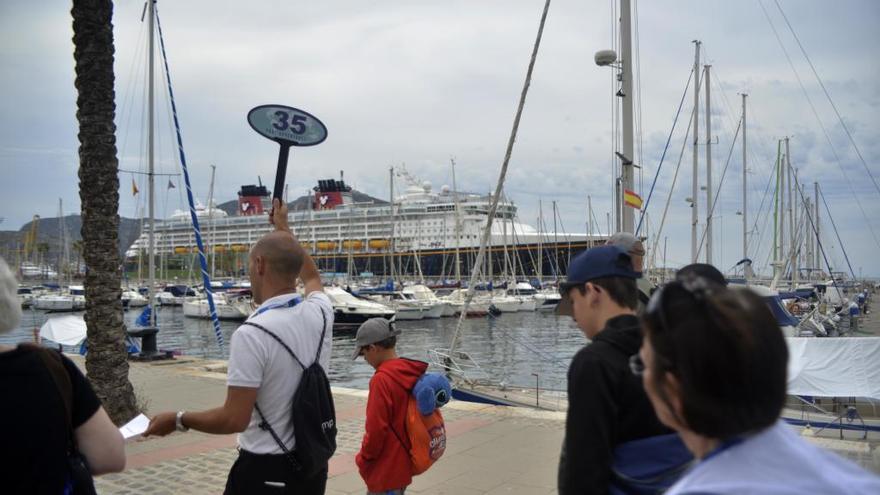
[{"x1": 126, "y1": 175, "x2": 603, "y2": 278}]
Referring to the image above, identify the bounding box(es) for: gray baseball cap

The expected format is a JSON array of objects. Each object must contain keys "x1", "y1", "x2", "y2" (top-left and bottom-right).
[
  {"x1": 606, "y1": 232, "x2": 646, "y2": 256},
  {"x1": 351, "y1": 318, "x2": 401, "y2": 359}
]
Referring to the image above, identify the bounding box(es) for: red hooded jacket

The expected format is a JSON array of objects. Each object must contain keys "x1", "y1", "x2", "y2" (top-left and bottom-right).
[{"x1": 356, "y1": 357, "x2": 428, "y2": 492}]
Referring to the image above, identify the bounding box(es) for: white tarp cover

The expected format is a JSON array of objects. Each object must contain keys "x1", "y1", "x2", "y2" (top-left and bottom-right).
[
  {"x1": 39, "y1": 315, "x2": 87, "y2": 346},
  {"x1": 786, "y1": 337, "x2": 880, "y2": 400}
]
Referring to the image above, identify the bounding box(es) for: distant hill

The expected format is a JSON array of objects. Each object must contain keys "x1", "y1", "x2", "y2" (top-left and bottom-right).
[{"x1": 0, "y1": 215, "x2": 142, "y2": 264}]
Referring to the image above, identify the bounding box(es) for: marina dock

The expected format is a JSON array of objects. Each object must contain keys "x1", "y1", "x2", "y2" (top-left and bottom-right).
[{"x1": 75, "y1": 345, "x2": 879, "y2": 495}]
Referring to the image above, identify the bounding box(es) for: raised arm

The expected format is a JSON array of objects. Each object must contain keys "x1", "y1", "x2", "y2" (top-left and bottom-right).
[{"x1": 269, "y1": 198, "x2": 322, "y2": 295}]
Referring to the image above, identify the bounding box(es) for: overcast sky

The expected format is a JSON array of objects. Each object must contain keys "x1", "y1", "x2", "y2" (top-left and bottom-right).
[{"x1": 1, "y1": 0, "x2": 878, "y2": 275}]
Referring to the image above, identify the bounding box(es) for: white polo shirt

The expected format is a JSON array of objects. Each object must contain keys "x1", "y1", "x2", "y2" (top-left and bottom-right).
[{"x1": 227, "y1": 291, "x2": 334, "y2": 454}]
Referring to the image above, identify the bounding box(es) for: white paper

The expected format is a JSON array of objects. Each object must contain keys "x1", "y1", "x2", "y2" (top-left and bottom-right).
[{"x1": 119, "y1": 413, "x2": 151, "y2": 439}]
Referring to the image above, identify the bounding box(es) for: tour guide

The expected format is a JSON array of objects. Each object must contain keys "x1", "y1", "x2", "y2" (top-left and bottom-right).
[
  {"x1": 145, "y1": 199, "x2": 334, "y2": 494},
  {"x1": 556, "y1": 245, "x2": 677, "y2": 494}
]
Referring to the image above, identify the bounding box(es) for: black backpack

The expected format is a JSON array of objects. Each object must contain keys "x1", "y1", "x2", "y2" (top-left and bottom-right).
[{"x1": 243, "y1": 308, "x2": 336, "y2": 477}]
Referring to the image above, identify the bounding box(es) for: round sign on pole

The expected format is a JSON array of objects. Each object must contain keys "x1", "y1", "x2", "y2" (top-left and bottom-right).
[{"x1": 247, "y1": 105, "x2": 328, "y2": 147}]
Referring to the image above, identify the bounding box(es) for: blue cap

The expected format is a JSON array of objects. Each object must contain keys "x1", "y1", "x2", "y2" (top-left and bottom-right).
[{"x1": 557, "y1": 245, "x2": 640, "y2": 315}]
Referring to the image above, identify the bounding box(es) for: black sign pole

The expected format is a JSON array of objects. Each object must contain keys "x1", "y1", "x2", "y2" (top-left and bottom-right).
[{"x1": 273, "y1": 142, "x2": 292, "y2": 201}]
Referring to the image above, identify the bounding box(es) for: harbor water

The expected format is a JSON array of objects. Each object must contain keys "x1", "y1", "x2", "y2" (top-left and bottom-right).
[{"x1": 4, "y1": 306, "x2": 585, "y2": 391}]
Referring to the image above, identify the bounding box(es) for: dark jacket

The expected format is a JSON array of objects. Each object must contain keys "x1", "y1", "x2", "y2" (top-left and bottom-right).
[
  {"x1": 558, "y1": 314, "x2": 670, "y2": 495},
  {"x1": 356, "y1": 357, "x2": 428, "y2": 492}
]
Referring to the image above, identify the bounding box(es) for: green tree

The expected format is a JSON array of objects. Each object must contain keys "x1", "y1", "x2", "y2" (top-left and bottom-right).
[{"x1": 71, "y1": 0, "x2": 138, "y2": 424}]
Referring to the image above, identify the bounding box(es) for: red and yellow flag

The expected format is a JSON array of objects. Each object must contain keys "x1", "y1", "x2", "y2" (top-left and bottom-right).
[
  {"x1": 623, "y1": 189, "x2": 642, "y2": 209},
  {"x1": 132, "y1": 178, "x2": 139, "y2": 196}
]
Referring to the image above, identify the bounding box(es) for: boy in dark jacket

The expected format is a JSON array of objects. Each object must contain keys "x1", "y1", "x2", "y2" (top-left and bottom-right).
[
  {"x1": 353, "y1": 318, "x2": 427, "y2": 494},
  {"x1": 556, "y1": 245, "x2": 671, "y2": 494}
]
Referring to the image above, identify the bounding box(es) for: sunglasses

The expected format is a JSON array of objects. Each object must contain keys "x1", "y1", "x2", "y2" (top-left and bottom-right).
[
  {"x1": 645, "y1": 276, "x2": 720, "y2": 332},
  {"x1": 629, "y1": 354, "x2": 645, "y2": 376}
]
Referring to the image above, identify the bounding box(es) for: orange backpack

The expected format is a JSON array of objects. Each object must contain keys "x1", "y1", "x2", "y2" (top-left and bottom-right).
[{"x1": 403, "y1": 395, "x2": 446, "y2": 475}]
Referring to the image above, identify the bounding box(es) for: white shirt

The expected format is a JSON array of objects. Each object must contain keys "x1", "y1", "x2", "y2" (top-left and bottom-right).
[
  {"x1": 227, "y1": 291, "x2": 334, "y2": 454},
  {"x1": 666, "y1": 421, "x2": 880, "y2": 494}
]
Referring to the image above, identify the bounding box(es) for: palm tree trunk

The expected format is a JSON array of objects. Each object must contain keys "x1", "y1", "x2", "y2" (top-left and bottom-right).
[{"x1": 72, "y1": 0, "x2": 138, "y2": 424}]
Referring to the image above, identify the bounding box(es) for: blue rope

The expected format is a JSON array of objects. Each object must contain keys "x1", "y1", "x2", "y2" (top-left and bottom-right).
[
  {"x1": 636, "y1": 67, "x2": 694, "y2": 236},
  {"x1": 155, "y1": 8, "x2": 224, "y2": 350}
]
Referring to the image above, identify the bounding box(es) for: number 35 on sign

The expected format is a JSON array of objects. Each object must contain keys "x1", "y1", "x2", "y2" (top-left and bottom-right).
[{"x1": 247, "y1": 105, "x2": 327, "y2": 147}]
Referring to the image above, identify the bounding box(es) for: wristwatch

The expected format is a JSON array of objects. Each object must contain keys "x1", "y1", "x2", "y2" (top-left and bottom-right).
[{"x1": 176, "y1": 411, "x2": 190, "y2": 432}]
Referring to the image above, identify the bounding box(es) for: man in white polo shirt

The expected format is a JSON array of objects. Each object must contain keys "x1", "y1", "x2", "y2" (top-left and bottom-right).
[{"x1": 145, "y1": 198, "x2": 334, "y2": 494}]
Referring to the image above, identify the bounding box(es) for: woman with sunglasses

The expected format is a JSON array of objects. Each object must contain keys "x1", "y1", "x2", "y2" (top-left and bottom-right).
[{"x1": 637, "y1": 277, "x2": 880, "y2": 494}]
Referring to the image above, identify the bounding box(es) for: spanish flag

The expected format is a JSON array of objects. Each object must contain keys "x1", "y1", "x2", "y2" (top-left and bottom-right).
[
  {"x1": 623, "y1": 189, "x2": 642, "y2": 209},
  {"x1": 132, "y1": 178, "x2": 139, "y2": 196}
]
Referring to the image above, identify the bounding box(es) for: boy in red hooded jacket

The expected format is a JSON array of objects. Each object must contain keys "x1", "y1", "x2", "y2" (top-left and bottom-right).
[{"x1": 353, "y1": 318, "x2": 427, "y2": 494}]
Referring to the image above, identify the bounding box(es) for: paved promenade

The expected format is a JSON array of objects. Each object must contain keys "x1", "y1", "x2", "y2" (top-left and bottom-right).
[{"x1": 85, "y1": 357, "x2": 565, "y2": 494}]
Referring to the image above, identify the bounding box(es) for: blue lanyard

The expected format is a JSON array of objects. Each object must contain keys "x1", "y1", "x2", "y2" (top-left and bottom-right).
[{"x1": 251, "y1": 294, "x2": 302, "y2": 317}]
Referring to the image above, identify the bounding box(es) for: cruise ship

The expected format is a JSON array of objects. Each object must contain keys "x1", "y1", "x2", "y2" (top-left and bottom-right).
[{"x1": 126, "y1": 174, "x2": 603, "y2": 279}]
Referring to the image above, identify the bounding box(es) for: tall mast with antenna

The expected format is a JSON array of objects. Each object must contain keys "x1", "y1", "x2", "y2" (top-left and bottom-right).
[
  {"x1": 619, "y1": 0, "x2": 636, "y2": 233},
  {"x1": 450, "y1": 158, "x2": 462, "y2": 283},
  {"x1": 690, "y1": 41, "x2": 701, "y2": 263},
  {"x1": 147, "y1": 0, "x2": 156, "y2": 325},
  {"x1": 705, "y1": 64, "x2": 713, "y2": 264},
  {"x1": 741, "y1": 94, "x2": 748, "y2": 266}
]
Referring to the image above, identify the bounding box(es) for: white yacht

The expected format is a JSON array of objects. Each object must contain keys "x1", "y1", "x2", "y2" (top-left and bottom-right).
[
  {"x1": 17, "y1": 286, "x2": 34, "y2": 308},
  {"x1": 156, "y1": 285, "x2": 196, "y2": 306},
  {"x1": 121, "y1": 289, "x2": 149, "y2": 307},
  {"x1": 183, "y1": 290, "x2": 253, "y2": 321},
  {"x1": 403, "y1": 284, "x2": 454, "y2": 317},
  {"x1": 324, "y1": 286, "x2": 396, "y2": 328},
  {"x1": 441, "y1": 289, "x2": 494, "y2": 317},
  {"x1": 33, "y1": 286, "x2": 85, "y2": 311}
]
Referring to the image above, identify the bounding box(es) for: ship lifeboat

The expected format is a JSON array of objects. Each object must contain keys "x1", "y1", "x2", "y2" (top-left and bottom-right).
[
  {"x1": 173, "y1": 246, "x2": 189, "y2": 254},
  {"x1": 299, "y1": 242, "x2": 313, "y2": 251},
  {"x1": 231, "y1": 244, "x2": 249, "y2": 253},
  {"x1": 342, "y1": 240, "x2": 364, "y2": 250},
  {"x1": 368, "y1": 239, "x2": 390, "y2": 249},
  {"x1": 213, "y1": 245, "x2": 227, "y2": 253},
  {"x1": 316, "y1": 241, "x2": 337, "y2": 251}
]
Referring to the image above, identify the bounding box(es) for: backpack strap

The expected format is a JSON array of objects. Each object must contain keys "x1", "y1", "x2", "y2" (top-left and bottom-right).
[
  {"x1": 386, "y1": 374, "x2": 417, "y2": 451},
  {"x1": 27, "y1": 345, "x2": 77, "y2": 452},
  {"x1": 241, "y1": 300, "x2": 329, "y2": 369},
  {"x1": 240, "y1": 305, "x2": 329, "y2": 466},
  {"x1": 242, "y1": 321, "x2": 306, "y2": 369}
]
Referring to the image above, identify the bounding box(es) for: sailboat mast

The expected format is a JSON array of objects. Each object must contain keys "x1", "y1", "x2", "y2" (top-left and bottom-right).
[
  {"x1": 705, "y1": 64, "x2": 713, "y2": 264},
  {"x1": 538, "y1": 200, "x2": 544, "y2": 282},
  {"x1": 207, "y1": 164, "x2": 216, "y2": 279},
  {"x1": 58, "y1": 198, "x2": 64, "y2": 281},
  {"x1": 690, "y1": 41, "x2": 701, "y2": 263},
  {"x1": 389, "y1": 166, "x2": 396, "y2": 286},
  {"x1": 786, "y1": 137, "x2": 794, "y2": 285},
  {"x1": 619, "y1": 0, "x2": 636, "y2": 233},
  {"x1": 814, "y1": 181, "x2": 820, "y2": 274},
  {"x1": 741, "y1": 93, "x2": 748, "y2": 264},
  {"x1": 147, "y1": 0, "x2": 156, "y2": 326},
  {"x1": 553, "y1": 200, "x2": 559, "y2": 275},
  {"x1": 451, "y1": 158, "x2": 462, "y2": 282},
  {"x1": 588, "y1": 195, "x2": 593, "y2": 246}
]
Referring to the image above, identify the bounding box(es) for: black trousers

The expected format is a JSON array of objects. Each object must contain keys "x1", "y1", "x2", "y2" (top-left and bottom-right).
[{"x1": 224, "y1": 449, "x2": 328, "y2": 495}]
